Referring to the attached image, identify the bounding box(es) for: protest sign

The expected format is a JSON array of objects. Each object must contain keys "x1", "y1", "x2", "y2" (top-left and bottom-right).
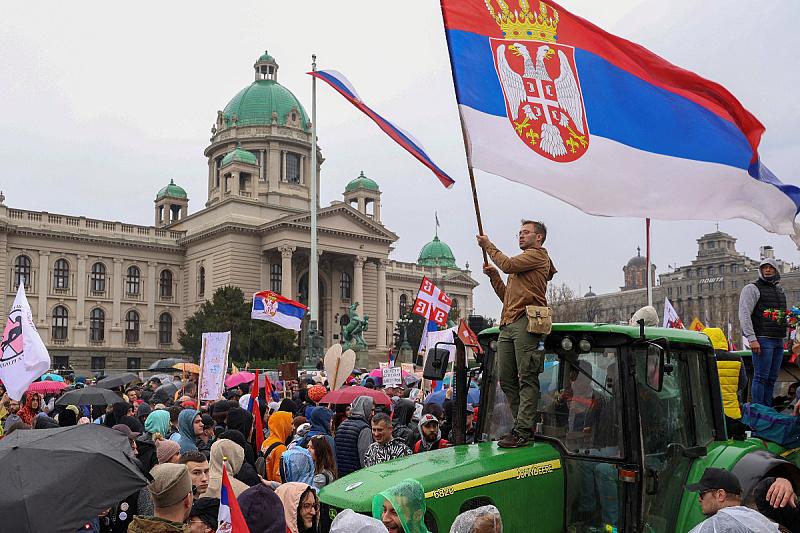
[
  {"x1": 382, "y1": 367, "x2": 402, "y2": 387},
  {"x1": 198, "y1": 331, "x2": 231, "y2": 400}
]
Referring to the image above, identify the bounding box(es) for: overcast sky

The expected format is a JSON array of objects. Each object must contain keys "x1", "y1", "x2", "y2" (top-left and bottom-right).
[{"x1": 2, "y1": 0, "x2": 799, "y2": 321}]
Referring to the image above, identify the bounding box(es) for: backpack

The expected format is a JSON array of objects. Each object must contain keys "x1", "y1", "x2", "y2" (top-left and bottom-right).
[{"x1": 741, "y1": 403, "x2": 800, "y2": 447}]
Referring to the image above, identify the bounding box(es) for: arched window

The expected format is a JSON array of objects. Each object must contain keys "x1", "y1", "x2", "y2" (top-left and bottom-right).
[
  {"x1": 52, "y1": 306, "x2": 68, "y2": 340},
  {"x1": 160, "y1": 269, "x2": 173, "y2": 298},
  {"x1": 198, "y1": 266, "x2": 205, "y2": 296},
  {"x1": 14, "y1": 255, "x2": 31, "y2": 288},
  {"x1": 54, "y1": 259, "x2": 69, "y2": 289},
  {"x1": 90, "y1": 308, "x2": 105, "y2": 342},
  {"x1": 125, "y1": 310, "x2": 140, "y2": 343},
  {"x1": 91, "y1": 262, "x2": 106, "y2": 292},
  {"x1": 159, "y1": 313, "x2": 172, "y2": 344},
  {"x1": 270, "y1": 264, "x2": 282, "y2": 294},
  {"x1": 126, "y1": 266, "x2": 140, "y2": 294},
  {"x1": 340, "y1": 272, "x2": 351, "y2": 299},
  {"x1": 399, "y1": 294, "x2": 408, "y2": 317}
]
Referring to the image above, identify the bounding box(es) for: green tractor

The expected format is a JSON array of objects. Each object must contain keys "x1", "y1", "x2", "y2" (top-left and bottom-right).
[{"x1": 318, "y1": 323, "x2": 800, "y2": 532}]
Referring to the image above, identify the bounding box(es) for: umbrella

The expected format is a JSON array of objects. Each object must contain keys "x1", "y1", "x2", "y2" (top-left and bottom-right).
[
  {"x1": 368, "y1": 368, "x2": 412, "y2": 378},
  {"x1": 148, "y1": 357, "x2": 188, "y2": 371},
  {"x1": 148, "y1": 373, "x2": 174, "y2": 384},
  {"x1": 27, "y1": 381, "x2": 68, "y2": 394},
  {"x1": 151, "y1": 381, "x2": 181, "y2": 404},
  {"x1": 225, "y1": 371, "x2": 255, "y2": 388},
  {"x1": 55, "y1": 387, "x2": 122, "y2": 406},
  {"x1": 319, "y1": 385, "x2": 392, "y2": 406},
  {"x1": 403, "y1": 373, "x2": 422, "y2": 387},
  {"x1": 424, "y1": 387, "x2": 481, "y2": 406},
  {"x1": 40, "y1": 373, "x2": 65, "y2": 382},
  {"x1": 172, "y1": 362, "x2": 200, "y2": 373},
  {"x1": 96, "y1": 372, "x2": 140, "y2": 390},
  {"x1": 0, "y1": 424, "x2": 146, "y2": 533}
]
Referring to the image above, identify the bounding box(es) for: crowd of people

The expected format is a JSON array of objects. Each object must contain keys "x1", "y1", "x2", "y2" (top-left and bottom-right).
[{"x1": 0, "y1": 367, "x2": 494, "y2": 533}]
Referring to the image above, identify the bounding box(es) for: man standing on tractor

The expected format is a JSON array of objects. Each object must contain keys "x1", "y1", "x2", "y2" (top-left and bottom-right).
[{"x1": 477, "y1": 220, "x2": 557, "y2": 448}]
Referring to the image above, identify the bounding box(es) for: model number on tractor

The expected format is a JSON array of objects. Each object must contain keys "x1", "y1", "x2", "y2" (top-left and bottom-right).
[
  {"x1": 517, "y1": 463, "x2": 553, "y2": 479},
  {"x1": 430, "y1": 486, "x2": 455, "y2": 499}
]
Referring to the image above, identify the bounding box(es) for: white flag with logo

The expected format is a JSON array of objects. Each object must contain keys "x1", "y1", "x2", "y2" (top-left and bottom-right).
[
  {"x1": 663, "y1": 297, "x2": 685, "y2": 329},
  {"x1": 0, "y1": 285, "x2": 51, "y2": 400}
]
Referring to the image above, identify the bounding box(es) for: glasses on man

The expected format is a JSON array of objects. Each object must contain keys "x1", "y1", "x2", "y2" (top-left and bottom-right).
[
  {"x1": 518, "y1": 230, "x2": 539, "y2": 237},
  {"x1": 302, "y1": 502, "x2": 320, "y2": 512},
  {"x1": 699, "y1": 489, "x2": 717, "y2": 498}
]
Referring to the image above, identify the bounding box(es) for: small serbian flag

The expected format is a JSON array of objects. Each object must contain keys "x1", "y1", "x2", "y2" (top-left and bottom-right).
[
  {"x1": 412, "y1": 277, "x2": 452, "y2": 327},
  {"x1": 218, "y1": 462, "x2": 250, "y2": 532},
  {"x1": 309, "y1": 69, "x2": 455, "y2": 189},
  {"x1": 252, "y1": 291, "x2": 307, "y2": 331}
]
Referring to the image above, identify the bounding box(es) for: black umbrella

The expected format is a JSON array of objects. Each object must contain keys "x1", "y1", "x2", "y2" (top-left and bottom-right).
[
  {"x1": 0, "y1": 424, "x2": 147, "y2": 533},
  {"x1": 96, "y1": 372, "x2": 140, "y2": 390},
  {"x1": 148, "y1": 357, "x2": 188, "y2": 371},
  {"x1": 151, "y1": 381, "x2": 181, "y2": 404},
  {"x1": 55, "y1": 387, "x2": 122, "y2": 406}
]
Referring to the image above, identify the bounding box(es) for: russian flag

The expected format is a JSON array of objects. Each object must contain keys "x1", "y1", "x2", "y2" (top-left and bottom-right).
[
  {"x1": 441, "y1": 0, "x2": 800, "y2": 242},
  {"x1": 309, "y1": 69, "x2": 455, "y2": 189},
  {"x1": 252, "y1": 291, "x2": 307, "y2": 331},
  {"x1": 218, "y1": 463, "x2": 250, "y2": 532}
]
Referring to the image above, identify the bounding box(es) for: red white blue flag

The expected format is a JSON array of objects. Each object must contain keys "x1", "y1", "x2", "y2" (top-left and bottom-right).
[
  {"x1": 309, "y1": 70, "x2": 455, "y2": 189},
  {"x1": 441, "y1": 0, "x2": 800, "y2": 242},
  {"x1": 218, "y1": 462, "x2": 250, "y2": 532},
  {"x1": 252, "y1": 291, "x2": 307, "y2": 331}
]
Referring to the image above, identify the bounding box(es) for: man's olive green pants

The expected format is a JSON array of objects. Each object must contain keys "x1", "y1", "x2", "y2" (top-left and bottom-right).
[{"x1": 497, "y1": 315, "x2": 545, "y2": 438}]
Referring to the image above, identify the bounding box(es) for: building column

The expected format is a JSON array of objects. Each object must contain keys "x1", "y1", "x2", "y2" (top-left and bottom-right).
[
  {"x1": 376, "y1": 259, "x2": 388, "y2": 349},
  {"x1": 76, "y1": 255, "x2": 87, "y2": 321},
  {"x1": 37, "y1": 251, "x2": 49, "y2": 324},
  {"x1": 260, "y1": 254, "x2": 270, "y2": 291},
  {"x1": 281, "y1": 151, "x2": 286, "y2": 182},
  {"x1": 357, "y1": 197, "x2": 365, "y2": 213},
  {"x1": 112, "y1": 258, "x2": 123, "y2": 327},
  {"x1": 280, "y1": 245, "x2": 295, "y2": 299},
  {"x1": 147, "y1": 261, "x2": 157, "y2": 328},
  {"x1": 353, "y1": 255, "x2": 366, "y2": 308},
  {"x1": 232, "y1": 173, "x2": 240, "y2": 196}
]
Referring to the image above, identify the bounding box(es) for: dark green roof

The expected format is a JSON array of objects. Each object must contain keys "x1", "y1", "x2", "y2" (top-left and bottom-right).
[
  {"x1": 259, "y1": 51, "x2": 275, "y2": 62},
  {"x1": 222, "y1": 80, "x2": 308, "y2": 131},
  {"x1": 156, "y1": 179, "x2": 187, "y2": 200},
  {"x1": 345, "y1": 171, "x2": 379, "y2": 192},
  {"x1": 418, "y1": 235, "x2": 457, "y2": 268},
  {"x1": 221, "y1": 143, "x2": 258, "y2": 166}
]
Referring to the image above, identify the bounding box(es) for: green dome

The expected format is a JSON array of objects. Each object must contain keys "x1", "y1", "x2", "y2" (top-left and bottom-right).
[
  {"x1": 221, "y1": 143, "x2": 258, "y2": 166},
  {"x1": 418, "y1": 236, "x2": 457, "y2": 268},
  {"x1": 259, "y1": 51, "x2": 275, "y2": 62},
  {"x1": 345, "y1": 171, "x2": 379, "y2": 192},
  {"x1": 222, "y1": 80, "x2": 309, "y2": 131},
  {"x1": 156, "y1": 179, "x2": 187, "y2": 200}
]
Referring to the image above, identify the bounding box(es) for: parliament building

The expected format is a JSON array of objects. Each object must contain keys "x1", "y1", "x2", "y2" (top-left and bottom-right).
[{"x1": 0, "y1": 52, "x2": 477, "y2": 373}]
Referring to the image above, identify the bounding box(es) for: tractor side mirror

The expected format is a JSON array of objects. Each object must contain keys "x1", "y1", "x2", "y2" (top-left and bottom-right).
[{"x1": 646, "y1": 344, "x2": 664, "y2": 392}]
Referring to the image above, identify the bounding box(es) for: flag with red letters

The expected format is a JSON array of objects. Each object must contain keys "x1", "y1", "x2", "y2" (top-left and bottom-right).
[{"x1": 412, "y1": 277, "x2": 452, "y2": 327}]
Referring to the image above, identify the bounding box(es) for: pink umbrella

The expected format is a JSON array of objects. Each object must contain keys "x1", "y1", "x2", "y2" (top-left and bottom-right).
[
  {"x1": 368, "y1": 368, "x2": 412, "y2": 378},
  {"x1": 319, "y1": 386, "x2": 392, "y2": 406},
  {"x1": 225, "y1": 371, "x2": 255, "y2": 388},
  {"x1": 28, "y1": 381, "x2": 68, "y2": 395}
]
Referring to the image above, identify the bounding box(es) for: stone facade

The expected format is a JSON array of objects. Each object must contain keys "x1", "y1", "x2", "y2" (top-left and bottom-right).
[
  {"x1": 583, "y1": 231, "x2": 800, "y2": 343},
  {"x1": 0, "y1": 53, "x2": 477, "y2": 374}
]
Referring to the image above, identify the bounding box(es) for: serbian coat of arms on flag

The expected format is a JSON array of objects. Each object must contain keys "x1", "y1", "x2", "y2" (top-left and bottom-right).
[
  {"x1": 412, "y1": 277, "x2": 453, "y2": 327},
  {"x1": 491, "y1": 1, "x2": 588, "y2": 161}
]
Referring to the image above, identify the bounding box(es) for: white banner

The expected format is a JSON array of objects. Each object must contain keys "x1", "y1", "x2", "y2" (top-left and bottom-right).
[
  {"x1": 663, "y1": 297, "x2": 685, "y2": 329},
  {"x1": 426, "y1": 326, "x2": 458, "y2": 363},
  {"x1": 198, "y1": 331, "x2": 231, "y2": 401},
  {"x1": 0, "y1": 285, "x2": 51, "y2": 401},
  {"x1": 382, "y1": 367, "x2": 402, "y2": 387}
]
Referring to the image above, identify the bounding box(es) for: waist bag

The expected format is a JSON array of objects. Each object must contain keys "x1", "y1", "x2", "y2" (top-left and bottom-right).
[
  {"x1": 741, "y1": 403, "x2": 800, "y2": 447},
  {"x1": 525, "y1": 306, "x2": 552, "y2": 335}
]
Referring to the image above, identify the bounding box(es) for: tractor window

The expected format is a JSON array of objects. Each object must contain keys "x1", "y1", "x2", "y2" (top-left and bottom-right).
[
  {"x1": 538, "y1": 349, "x2": 624, "y2": 457},
  {"x1": 687, "y1": 350, "x2": 715, "y2": 445}
]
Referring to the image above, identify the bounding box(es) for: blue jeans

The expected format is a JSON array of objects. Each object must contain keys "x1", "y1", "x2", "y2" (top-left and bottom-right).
[{"x1": 751, "y1": 337, "x2": 785, "y2": 406}]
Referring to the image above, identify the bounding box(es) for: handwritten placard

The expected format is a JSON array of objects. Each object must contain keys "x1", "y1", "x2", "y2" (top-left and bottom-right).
[{"x1": 198, "y1": 331, "x2": 231, "y2": 401}]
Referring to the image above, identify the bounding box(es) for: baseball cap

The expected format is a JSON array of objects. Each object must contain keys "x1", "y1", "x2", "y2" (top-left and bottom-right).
[
  {"x1": 419, "y1": 414, "x2": 439, "y2": 426},
  {"x1": 683, "y1": 468, "x2": 741, "y2": 494},
  {"x1": 201, "y1": 413, "x2": 214, "y2": 429},
  {"x1": 112, "y1": 423, "x2": 141, "y2": 439}
]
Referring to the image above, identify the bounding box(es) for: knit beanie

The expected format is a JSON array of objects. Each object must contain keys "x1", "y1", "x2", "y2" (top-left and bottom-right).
[{"x1": 154, "y1": 433, "x2": 181, "y2": 464}]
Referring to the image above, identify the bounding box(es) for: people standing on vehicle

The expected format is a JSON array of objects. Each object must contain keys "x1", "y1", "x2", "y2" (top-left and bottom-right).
[
  {"x1": 683, "y1": 467, "x2": 779, "y2": 532},
  {"x1": 413, "y1": 414, "x2": 449, "y2": 453},
  {"x1": 335, "y1": 395, "x2": 375, "y2": 476},
  {"x1": 364, "y1": 412, "x2": 412, "y2": 467},
  {"x1": 739, "y1": 258, "x2": 788, "y2": 406},
  {"x1": 704, "y1": 327, "x2": 748, "y2": 419},
  {"x1": 477, "y1": 220, "x2": 557, "y2": 448}
]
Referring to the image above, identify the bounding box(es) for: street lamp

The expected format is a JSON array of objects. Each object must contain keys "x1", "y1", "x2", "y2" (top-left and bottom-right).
[{"x1": 398, "y1": 314, "x2": 413, "y2": 361}]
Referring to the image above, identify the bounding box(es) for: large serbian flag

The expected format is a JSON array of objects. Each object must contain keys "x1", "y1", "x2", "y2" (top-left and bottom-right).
[
  {"x1": 252, "y1": 291, "x2": 307, "y2": 331},
  {"x1": 309, "y1": 70, "x2": 455, "y2": 189},
  {"x1": 412, "y1": 277, "x2": 452, "y2": 327},
  {"x1": 440, "y1": 0, "x2": 800, "y2": 242}
]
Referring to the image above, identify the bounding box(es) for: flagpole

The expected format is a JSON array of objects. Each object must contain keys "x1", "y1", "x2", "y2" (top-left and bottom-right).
[
  {"x1": 459, "y1": 116, "x2": 488, "y2": 265},
  {"x1": 646, "y1": 218, "x2": 652, "y2": 307},
  {"x1": 308, "y1": 53, "x2": 321, "y2": 366}
]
